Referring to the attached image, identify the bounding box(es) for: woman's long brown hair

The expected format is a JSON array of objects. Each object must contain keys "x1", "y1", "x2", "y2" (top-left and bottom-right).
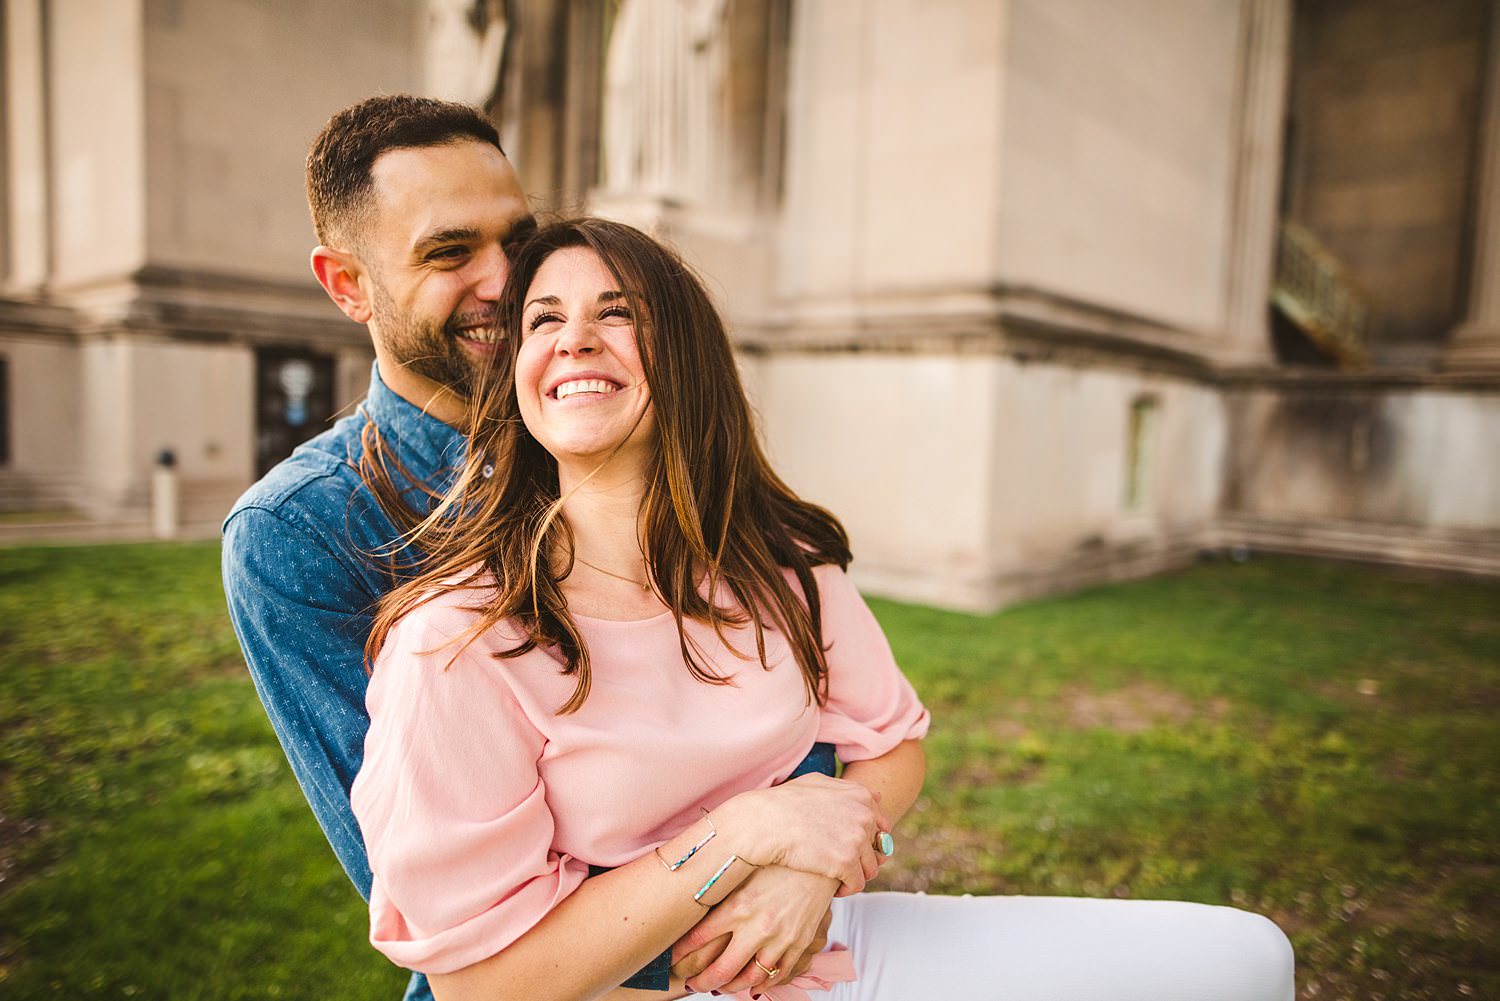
[{"x1": 364, "y1": 218, "x2": 851, "y2": 713}]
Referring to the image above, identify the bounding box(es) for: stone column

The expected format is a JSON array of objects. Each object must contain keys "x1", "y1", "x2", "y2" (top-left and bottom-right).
[
  {"x1": 1220, "y1": 0, "x2": 1294, "y2": 365},
  {"x1": 3, "y1": 0, "x2": 51, "y2": 291},
  {"x1": 561, "y1": 0, "x2": 605, "y2": 204},
  {"x1": 1444, "y1": 3, "x2": 1500, "y2": 373}
]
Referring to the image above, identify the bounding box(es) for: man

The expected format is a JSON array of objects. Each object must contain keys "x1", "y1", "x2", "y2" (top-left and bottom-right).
[
  {"x1": 223, "y1": 94, "x2": 534, "y2": 1001},
  {"x1": 223, "y1": 95, "x2": 833, "y2": 1000}
]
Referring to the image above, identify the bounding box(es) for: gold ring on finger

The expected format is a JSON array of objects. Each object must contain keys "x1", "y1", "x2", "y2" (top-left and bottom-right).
[{"x1": 753, "y1": 958, "x2": 781, "y2": 980}]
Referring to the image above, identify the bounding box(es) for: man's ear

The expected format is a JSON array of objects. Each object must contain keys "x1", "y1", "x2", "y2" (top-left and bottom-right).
[{"x1": 311, "y1": 245, "x2": 373, "y2": 324}]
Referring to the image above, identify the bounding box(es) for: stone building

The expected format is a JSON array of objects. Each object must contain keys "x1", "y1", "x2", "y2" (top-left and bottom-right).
[{"x1": 2, "y1": 0, "x2": 1497, "y2": 609}]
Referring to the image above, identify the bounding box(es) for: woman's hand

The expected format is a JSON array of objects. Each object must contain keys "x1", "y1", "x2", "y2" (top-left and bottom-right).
[
  {"x1": 670, "y1": 865, "x2": 838, "y2": 995},
  {"x1": 716, "y1": 774, "x2": 889, "y2": 896}
]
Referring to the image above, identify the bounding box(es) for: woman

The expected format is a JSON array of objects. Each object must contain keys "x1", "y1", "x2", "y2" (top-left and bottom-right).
[{"x1": 351, "y1": 219, "x2": 1295, "y2": 1001}]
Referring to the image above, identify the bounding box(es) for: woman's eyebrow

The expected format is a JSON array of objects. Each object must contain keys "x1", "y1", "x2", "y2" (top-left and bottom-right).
[{"x1": 524, "y1": 291, "x2": 627, "y2": 310}]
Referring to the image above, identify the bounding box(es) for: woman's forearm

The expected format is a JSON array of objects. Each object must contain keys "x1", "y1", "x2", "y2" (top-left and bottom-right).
[
  {"x1": 430, "y1": 817, "x2": 752, "y2": 1001},
  {"x1": 841, "y1": 739, "x2": 926, "y2": 833},
  {"x1": 429, "y1": 775, "x2": 885, "y2": 1001}
]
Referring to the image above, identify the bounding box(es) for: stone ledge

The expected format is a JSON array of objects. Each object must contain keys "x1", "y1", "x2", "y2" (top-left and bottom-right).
[
  {"x1": 1218, "y1": 515, "x2": 1500, "y2": 579},
  {"x1": 853, "y1": 527, "x2": 1215, "y2": 614}
]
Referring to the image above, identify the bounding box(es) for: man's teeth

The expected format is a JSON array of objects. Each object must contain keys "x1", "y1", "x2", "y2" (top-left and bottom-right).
[
  {"x1": 458, "y1": 327, "x2": 501, "y2": 343},
  {"x1": 555, "y1": 379, "x2": 619, "y2": 400}
]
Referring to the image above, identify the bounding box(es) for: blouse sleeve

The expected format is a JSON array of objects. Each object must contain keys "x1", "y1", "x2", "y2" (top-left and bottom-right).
[
  {"x1": 351, "y1": 607, "x2": 588, "y2": 974},
  {"x1": 811, "y1": 564, "x2": 931, "y2": 762}
]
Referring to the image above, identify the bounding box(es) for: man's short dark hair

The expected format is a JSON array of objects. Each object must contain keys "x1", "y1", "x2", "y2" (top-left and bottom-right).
[{"x1": 306, "y1": 94, "x2": 503, "y2": 248}]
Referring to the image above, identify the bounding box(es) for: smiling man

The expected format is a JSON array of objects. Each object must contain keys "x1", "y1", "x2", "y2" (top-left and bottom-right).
[
  {"x1": 221, "y1": 95, "x2": 535, "y2": 1001},
  {"x1": 223, "y1": 95, "x2": 841, "y2": 1001}
]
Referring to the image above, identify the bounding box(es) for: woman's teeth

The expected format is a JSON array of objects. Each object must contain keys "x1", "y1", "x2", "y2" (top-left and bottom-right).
[{"x1": 555, "y1": 379, "x2": 618, "y2": 400}]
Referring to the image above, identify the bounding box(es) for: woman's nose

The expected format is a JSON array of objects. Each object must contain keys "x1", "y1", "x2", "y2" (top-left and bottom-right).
[{"x1": 554, "y1": 319, "x2": 601, "y2": 356}]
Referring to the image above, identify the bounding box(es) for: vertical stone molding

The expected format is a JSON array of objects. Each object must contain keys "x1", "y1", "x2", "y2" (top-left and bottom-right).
[
  {"x1": 3, "y1": 0, "x2": 51, "y2": 291},
  {"x1": 1445, "y1": 3, "x2": 1500, "y2": 373},
  {"x1": 1221, "y1": 0, "x2": 1293, "y2": 366}
]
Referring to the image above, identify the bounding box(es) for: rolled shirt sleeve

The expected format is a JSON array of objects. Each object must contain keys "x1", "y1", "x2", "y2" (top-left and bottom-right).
[
  {"x1": 352, "y1": 612, "x2": 589, "y2": 974},
  {"x1": 811, "y1": 565, "x2": 931, "y2": 762}
]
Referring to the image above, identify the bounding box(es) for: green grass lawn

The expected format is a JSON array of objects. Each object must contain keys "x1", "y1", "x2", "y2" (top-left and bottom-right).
[{"x1": 1, "y1": 544, "x2": 1496, "y2": 999}]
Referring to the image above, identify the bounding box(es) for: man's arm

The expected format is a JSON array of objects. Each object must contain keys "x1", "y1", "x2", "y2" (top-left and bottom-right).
[{"x1": 222, "y1": 503, "x2": 381, "y2": 897}]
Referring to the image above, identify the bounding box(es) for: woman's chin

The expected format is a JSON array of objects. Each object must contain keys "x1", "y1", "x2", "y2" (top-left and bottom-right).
[{"x1": 547, "y1": 436, "x2": 648, "y2": 476}]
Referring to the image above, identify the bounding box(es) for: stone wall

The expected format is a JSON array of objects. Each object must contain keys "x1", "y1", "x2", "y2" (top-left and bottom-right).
[
  {"x1": 1229, "y1": 383, "x2": 1500, "y2": 530},
  {"x1": 775, "y1": 0, "x2": 1008, "y2": 302},
  {"x1": 143, "y1": 0, "x2": 420, "y2": 279},
  {"x1": 996, "y1": 0, "x2": 1242, "y2": 335},
  {"x1": 743, "y1": 348, "x2": 1227, "y2": 610},
  {"x1": 0, "y1": 331, "x2": 82, "y2": 512}
]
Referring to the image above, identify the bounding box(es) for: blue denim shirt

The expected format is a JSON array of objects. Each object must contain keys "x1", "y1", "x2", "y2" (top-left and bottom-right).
[
  {"x1": 223, "y1": 365, "x2": 458, "y2": 1001},
  {"x1": 223, "y1": 364, "x2": 833, "y2": 997}
]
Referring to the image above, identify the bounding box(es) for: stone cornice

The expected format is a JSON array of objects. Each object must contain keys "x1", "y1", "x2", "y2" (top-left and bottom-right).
[
  {"x1": 737, "y1": 283, "x2": 1500, "y2": 391},
  {"x1": 4, "y1": 266, "x2": 368, "y2": 351},
  {"x1": 0, "y1": 295, "x2": 82, "y2": 338}
]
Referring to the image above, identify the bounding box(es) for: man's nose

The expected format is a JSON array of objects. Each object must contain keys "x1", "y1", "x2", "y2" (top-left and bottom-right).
[{"x1": 471, "y1": 244, "x2": 509, "y2": 302}]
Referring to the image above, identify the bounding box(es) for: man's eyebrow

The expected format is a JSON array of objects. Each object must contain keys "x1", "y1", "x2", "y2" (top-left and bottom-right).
[
  {"x1": 503, "y1": 216, "x2": 540, "y2": 246},
  {"x1": 413, "y1": 227, "x2": 480, "y2": 254}
]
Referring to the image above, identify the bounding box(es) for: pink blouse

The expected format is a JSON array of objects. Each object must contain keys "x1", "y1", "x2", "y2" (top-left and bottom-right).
[{"x1": 351, "y1": 563, "x2": 930, "y2": 976}]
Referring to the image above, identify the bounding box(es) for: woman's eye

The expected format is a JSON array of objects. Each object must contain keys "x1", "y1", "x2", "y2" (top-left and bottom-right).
[
  {"x1": 601, "y1": 305, "x2": 632, "y2": 322},
  {"x1": 527, "y1": 312, "x2": 562, "y2": 332}
]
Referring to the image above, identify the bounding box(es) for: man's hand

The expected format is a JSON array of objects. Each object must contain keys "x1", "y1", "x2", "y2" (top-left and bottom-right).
[{"x1": 670, "y1": 865, "x2": 838, "y2": 995}]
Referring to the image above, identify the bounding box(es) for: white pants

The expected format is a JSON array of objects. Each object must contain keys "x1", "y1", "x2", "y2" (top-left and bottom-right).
[{"x1": 687, "y1": 892, "x2": 1294, "y2": 1001}]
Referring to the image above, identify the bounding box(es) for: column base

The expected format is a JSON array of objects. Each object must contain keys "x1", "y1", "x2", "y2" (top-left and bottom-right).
[{"x1": 1442, "y1": 325, "x2": 1500, "y2": 373}]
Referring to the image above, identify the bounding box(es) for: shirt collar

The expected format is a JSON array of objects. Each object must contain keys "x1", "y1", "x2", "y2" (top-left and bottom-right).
[{"x1": 362, "y1": 362, "x2": 468, "y2": 481}]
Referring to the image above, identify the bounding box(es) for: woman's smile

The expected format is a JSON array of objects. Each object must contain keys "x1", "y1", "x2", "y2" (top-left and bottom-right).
[{"x1": 549, "y1": 373, "x2": 625, "y2": 401}]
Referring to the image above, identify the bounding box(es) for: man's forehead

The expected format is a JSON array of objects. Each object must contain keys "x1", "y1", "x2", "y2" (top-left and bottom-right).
[{"x1": 367, "y1": 140, "x2": 523, "y2": 241}]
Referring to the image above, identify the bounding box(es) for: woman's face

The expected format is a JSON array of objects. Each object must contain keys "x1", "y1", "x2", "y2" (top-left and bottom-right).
[{"x1": 516, "y1": 246, "x2": 654, "y2": 471}]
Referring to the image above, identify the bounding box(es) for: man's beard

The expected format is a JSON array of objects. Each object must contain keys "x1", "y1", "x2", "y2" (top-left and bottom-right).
[{"x1": 371, "y1": 287, "x2": 496, "y2": 397}]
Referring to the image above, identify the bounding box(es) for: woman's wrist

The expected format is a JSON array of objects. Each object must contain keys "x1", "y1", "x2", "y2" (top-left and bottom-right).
[
  {"x1": 651, "y1": 807, "x2": 763, "y2": 908},
  {"x1": 705, "y1": 791, "x2": 783, "y2": 870}
]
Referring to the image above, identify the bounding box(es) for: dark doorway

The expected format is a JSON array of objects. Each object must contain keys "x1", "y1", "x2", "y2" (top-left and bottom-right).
[
  {"x1": 1281, "y1": 0, "x2": 1492, "y2": 359},
  {"x1": 254, "y1": 348, "x2": 335, "y2": 477}
]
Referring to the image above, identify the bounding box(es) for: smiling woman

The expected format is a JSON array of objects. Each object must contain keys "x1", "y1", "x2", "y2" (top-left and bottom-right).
[{"x1": 351, "y1": 219, "x2": 1296, "y2": 1001}]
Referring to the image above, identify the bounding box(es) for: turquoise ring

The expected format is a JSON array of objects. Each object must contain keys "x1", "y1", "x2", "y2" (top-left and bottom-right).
[{"x1": 876, "y1": 831, "x2": 895, "y2": 857}]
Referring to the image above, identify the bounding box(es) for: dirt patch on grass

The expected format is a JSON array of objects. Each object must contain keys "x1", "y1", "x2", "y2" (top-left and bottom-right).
[
  {"x1": 878, "y1": 822, "x2": 996, "y2": 894},
  {"x1": 1063, "y1": 682, "x2": 1226, "y2": 733},
  {"x1": 989, "y1": 718, "x2": 1032, "y2": 742},
  {"x1": 0, "y1": 799, "x2": 47, "y2": 895}
]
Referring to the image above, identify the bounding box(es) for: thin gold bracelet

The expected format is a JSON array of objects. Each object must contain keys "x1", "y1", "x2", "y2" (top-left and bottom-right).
[{"x1": 653, "y1": 809, "x2": 716, "y2": 872}]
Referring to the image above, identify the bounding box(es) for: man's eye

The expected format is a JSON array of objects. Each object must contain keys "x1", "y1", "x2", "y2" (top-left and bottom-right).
[{"x1": 428, "y1": 247, "x2": 468, "y2": 263}]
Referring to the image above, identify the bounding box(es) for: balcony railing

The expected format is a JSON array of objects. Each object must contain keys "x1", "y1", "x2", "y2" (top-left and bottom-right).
[{"x1": 1272, "y1": 221, "x2": 1370, "y2": 367}]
